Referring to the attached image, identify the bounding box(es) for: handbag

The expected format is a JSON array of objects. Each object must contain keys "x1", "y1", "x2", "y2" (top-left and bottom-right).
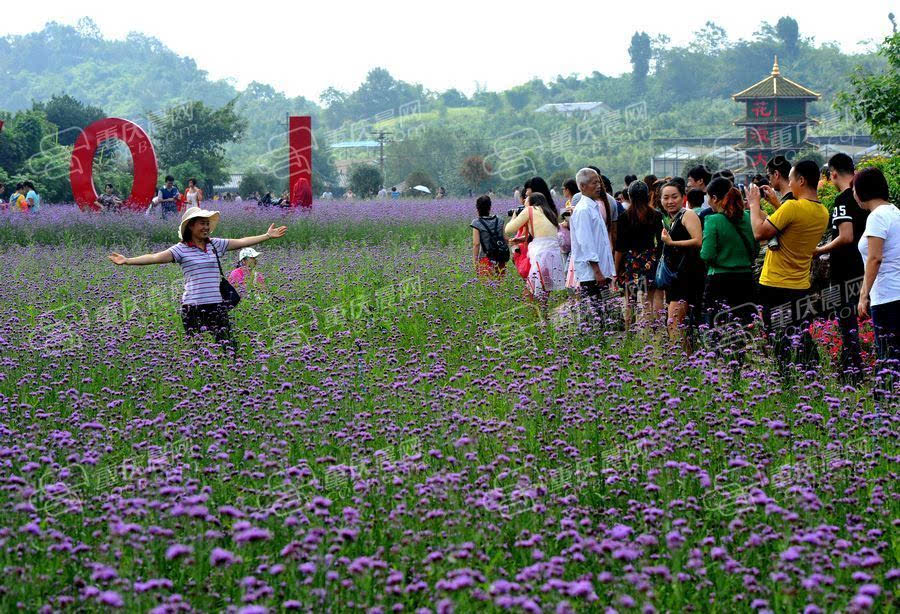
[
  {"x1": 212, "y1": 242, "x2": 241, "y2": 310},
  {"x1": 513, "y1": 206, "x2": 534, "y2": 279},
  {"x1": 655, "y1": 211, "x2": 686, "y2": 289}
]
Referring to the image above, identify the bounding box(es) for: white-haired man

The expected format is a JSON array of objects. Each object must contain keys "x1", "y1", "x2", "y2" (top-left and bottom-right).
[{"x1": 571, "y1": 168, "x2": 616, "y2": 307}]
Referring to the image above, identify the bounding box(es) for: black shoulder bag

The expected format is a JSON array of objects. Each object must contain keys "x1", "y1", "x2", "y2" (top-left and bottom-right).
[{"x1": 212, "y1": 241, "x2": 241, "y2": 310}]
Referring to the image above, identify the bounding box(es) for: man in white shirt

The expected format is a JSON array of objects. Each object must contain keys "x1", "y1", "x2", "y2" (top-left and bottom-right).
[{"x1": 570, "y1": 168, "x2": 616, "y2": 309}]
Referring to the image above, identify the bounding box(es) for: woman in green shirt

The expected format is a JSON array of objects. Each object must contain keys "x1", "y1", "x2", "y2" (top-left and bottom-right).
[{"x1": 700, "y1": 178, "x2": 760, "y2": 328}]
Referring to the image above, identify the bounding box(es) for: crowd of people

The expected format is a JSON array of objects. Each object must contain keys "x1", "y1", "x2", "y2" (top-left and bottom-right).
[{"x1": 470, "y1": 155, "x2": 898, "y2": 392}]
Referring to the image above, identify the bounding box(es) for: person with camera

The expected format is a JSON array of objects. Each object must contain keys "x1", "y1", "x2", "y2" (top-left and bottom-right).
[
  {"x1": 505, "y1": 193, "x2": 565, "y2": 308},
  {"x1": 813, "y1": 153, "x2": 868, "y2": 381},
  {"x1": 471, "y1": 195, "x2": 508, "y2": 278},
  {"x1": 749, "y1": 159, "x2": 830, "y2": 374},
  {"x1": 763, "y1": 155, "x2": 794, "y2": 209}
]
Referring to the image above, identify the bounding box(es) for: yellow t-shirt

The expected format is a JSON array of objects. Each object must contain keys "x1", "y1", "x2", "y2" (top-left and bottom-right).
[{"x1": 759, "y1": 198, "x2": 829, "y2": 290}]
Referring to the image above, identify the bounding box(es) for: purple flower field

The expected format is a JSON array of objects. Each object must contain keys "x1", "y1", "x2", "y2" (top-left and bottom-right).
[{"x1": 0, "y1": 205, "x2": 896, "y2": 612}]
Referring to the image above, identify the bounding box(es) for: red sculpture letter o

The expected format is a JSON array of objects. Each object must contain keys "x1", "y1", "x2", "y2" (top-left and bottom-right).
[{"x1": 70, "y1": 118, "x2": 158, "y2": 211}]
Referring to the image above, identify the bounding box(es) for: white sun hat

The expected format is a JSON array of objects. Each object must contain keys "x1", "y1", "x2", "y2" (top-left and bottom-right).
[
  {"x1": 178, "y1": 206, "x2": 220, "y2": 241},
  {"x1": 238, "y1": 247, "x2": 261, "y2": 261}
]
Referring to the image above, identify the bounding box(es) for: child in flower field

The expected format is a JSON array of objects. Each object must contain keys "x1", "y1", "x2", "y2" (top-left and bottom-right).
[{"x1": 228, "y1": 248, "x2": 266, "y2": 292}]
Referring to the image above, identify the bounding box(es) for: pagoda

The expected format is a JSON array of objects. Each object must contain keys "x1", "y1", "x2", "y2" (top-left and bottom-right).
[{"x1": 732, "y1": 57, "x2": 820, "y2": 172}]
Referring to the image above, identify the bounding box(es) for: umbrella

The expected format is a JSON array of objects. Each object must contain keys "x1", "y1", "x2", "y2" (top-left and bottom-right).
[{"x1": 412, "y1": 185, "x2": 431, "y2": 194}]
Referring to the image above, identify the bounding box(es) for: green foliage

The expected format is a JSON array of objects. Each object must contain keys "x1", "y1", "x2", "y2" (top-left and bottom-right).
[
  {"x1": 238, "y1": 169, "x2": 270, "y2": 198},
  {"x1": 405, "y1": 170, "x2": 437, "y2": 196},
  {"x1": 32, "y1": 94, "x2": 105, "y2": 145},
  {"x1": 548, "y1": 169, "x2": 574, "y2": 190},
  {"x1": 167, "y1": 161, "x2": 206, "y2": 193},
  {"x1": 15, "y1": 145, "x2": 72, "y2": 202},
  {"x1": 0, "y1": 109, "x2": 57, "y2": 173},
  {"x1": 629, "y1": 32, "x2": 652, "y2": 91},
  {"x1": 680, "y1": 156, "x2": 720, "y2": 178},
  {"x1": 817, "y1": 180, "x2": 839, "y2": 212},
  {"x1": 858, "y1": 155, "x2": 900, "y2": 203},
  {"x1": 0, "y1": 18, "x2": 887, "y2": 200},
  {"x1": 775, "y1": 17, "x2": 800, "y2": 57},
  {"x1": 154, "y1": 99, "x2": 247, "y2": 194},
  {"x1": 321, "y1": 68, "x2": 423, "y2": 127},
  {"x1": 349, "y1": 164, "x2": 383, "y2": 198},
  {"x1": 0, "y1": 20, "x2": 235, "y2": 116},
  {"x1": 795, "y1": 147, "x2": 825, "y2": 168},
  {"x1": 459, "y1": 155, "x2": 491, "y2": 192},
  {"x1": 836, "y1": 33, "x2": 900, "y2": 154}
]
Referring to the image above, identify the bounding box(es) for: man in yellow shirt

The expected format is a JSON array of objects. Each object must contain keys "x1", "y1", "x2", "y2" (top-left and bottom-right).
[{"x1": 748, "y1": 159, "x2": 830, "y2": 373}]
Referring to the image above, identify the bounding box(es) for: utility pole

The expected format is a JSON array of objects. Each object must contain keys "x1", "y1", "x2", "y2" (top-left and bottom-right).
[{"x1": 373, "y1": 130, "x2": 392, "y2": 183}]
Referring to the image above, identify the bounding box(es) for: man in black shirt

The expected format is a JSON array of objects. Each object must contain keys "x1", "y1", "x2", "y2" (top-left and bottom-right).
[
  {"x1": 763, "y1": 155, "x2": 794, "y2": 208},
  {"x1": 814, "y1": 153, "x2": 868, "y2": 380}
]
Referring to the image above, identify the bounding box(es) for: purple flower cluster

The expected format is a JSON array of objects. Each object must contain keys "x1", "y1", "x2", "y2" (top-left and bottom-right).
[{"x1": 0, "y1": 231, "x2": 894, "y2": 612}]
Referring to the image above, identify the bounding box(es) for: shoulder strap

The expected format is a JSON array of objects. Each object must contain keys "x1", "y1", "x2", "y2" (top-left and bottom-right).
[
  {"x1": 475, "y1": 218, "x2": 493, "y2": 253},
  {"x1": 210, "y1": 240, "x2": 226, "y2": 280},
  {"x1": 728, "y1": 216, "x2": 756, "y2": 264},
  {"x1": 527, "y1": 206, "x2": 534, "y2": 238}
]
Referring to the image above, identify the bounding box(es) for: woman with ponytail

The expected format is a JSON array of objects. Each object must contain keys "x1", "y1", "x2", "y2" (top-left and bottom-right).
[{"x1": 700, "y1": 177, "x2": 759, "y2": 327}]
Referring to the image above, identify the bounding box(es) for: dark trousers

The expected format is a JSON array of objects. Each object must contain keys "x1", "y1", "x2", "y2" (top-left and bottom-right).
[
  {"x1": 162, "y1": 202, "x2": 177, "y2": 218},
  {"x1": 702, "y1": 272, "x2": 757, "y2": 363},
  {"x1": 703, "y1": 272, "x2": 757, "y2": 327},
  {"x1": 871, "y1": 300, "x2": 900, "y2": 399},
  {"x1": 181, "y1": 303, "x2": 236, "y2": 351},
  {"x1": 580, "y1": 280, "x2": 614, "y2": 326},
  {"x1": 836, "y1": 308, "x2": 864, "y2": 379},
  {"x1": 758, "y1": 284, "x2": 819, "y2": 373}
]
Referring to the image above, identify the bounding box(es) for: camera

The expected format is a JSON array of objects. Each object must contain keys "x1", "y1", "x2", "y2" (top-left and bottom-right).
[{"x1": 507, "y1": 205, "x2": 524, "y2": 218}]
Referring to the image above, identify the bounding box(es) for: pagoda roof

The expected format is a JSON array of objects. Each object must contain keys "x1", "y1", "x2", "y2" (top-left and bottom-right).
[{"x1": 732, "y1": 57, "x2": 820, "y2": 101}]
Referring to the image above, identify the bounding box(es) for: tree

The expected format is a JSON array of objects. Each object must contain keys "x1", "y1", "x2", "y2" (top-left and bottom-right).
[
  {"x1": 32, "y1": 94, "x2": 105, "y2": 145},
  {"x1": 836, "y1": 33, "x2": 900, "y2": 153},
  {"x1": 0, "y1": 109, "x2": 58, "y2": 175},
  {"x1": 440, "y1": 89, "x2": 469, "y2": 107},
  {"x1": 405, "y1": 170, "x2": 437, "y2": 196},
  {"x1": 154, "y1": 99, "x2": 247, "y2": 194},
  {"x1": 548, "y1": 169, "x2": 574, "y2": 190},
  {"x1": 238, "y1": 168, "x2": 270, "y2": 198},
  {"x1": 776, "y1": 17, "x2": 800, "y2": 57},
  {"x1": 692, "y1": 21, "x2": 729, "y2": 56},
  {"x1": 505, "y1": 87, "x2": 531, "y2": 111},
  {"x1": 629, "y1": 31, "x2": 652, "y2": 91},
  {"x1": 349, "y1": 164, "x2": 382, "y2": 198},
  {"x1": 459, "y1": 155, "x2": 492, "y2": 193}
]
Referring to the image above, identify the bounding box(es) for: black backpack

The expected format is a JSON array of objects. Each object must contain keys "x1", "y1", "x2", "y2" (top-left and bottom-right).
[{"x1": 476, "y1": 217, "x2": 510, "y2": 264}]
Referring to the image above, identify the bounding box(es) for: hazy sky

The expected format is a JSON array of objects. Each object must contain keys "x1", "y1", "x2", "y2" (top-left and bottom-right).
[{"x1": 9, "y1": 1, "x2": 895, "y2": 102}]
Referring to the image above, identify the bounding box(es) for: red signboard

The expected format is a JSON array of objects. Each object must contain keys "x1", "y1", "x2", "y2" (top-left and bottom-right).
[{"x1": 288, "y1": 116, "x2": 313, "y2": 207}]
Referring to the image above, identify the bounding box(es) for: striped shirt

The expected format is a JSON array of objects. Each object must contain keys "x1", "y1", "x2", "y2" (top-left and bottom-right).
[{"x1": 169, "y1": 238, "x2": 230, "y2": 305}]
